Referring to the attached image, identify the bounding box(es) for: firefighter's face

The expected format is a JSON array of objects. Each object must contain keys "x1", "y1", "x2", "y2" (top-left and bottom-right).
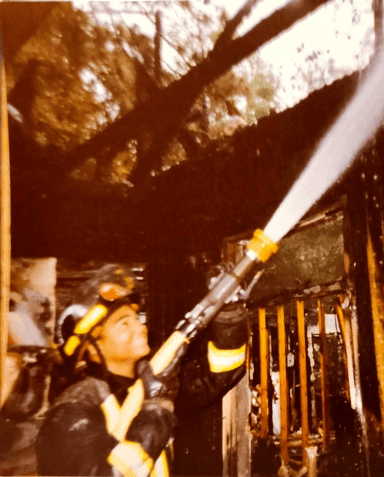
[{"x1": 96, "y1": 305, "x2": 150, "y2": 365}]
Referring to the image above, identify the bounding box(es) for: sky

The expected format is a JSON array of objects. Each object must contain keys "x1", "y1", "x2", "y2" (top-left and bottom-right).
[{"x1": 214, "y1": 0, "x2": 374, "y2": 107}]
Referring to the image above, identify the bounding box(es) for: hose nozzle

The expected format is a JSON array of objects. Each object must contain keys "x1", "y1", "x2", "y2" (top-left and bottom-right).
[{"x1": 246, "y1": 229, "x2": 278, "y2": 263}]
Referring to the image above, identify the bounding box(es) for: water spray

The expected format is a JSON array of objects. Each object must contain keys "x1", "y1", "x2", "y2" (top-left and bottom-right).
[
  {"x1": 265, "y1": 47, "x2": 384, "y2": 244},
  {"x1": 113, "y1": 47, "x2": 384, "y2": 440}
]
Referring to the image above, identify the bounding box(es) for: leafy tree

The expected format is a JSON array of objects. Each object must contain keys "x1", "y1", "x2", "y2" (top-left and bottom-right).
[
  {"x1": 6, "y1": 0, "x2": 332, "y2": 189},
  {"x1": 7, "y1": 3, "x2": 139, "y2": 151},
  {"x1": 70, "y1": 0, "x2": 331, "y2": 188}
]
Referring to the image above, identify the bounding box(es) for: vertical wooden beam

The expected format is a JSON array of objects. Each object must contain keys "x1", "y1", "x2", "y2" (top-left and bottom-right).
[
  {"x1": 223, "y1": 374, "x2": 252, "y2": 477},
  {"x1": 366, "y1": 230, "x2": 384, "y2": 440},
  {"x1": 296, "y1": 300, "x2": 309, "y2": 466},
  {"x1": 306, "y1": 447, "x2": 318, "y2": 477},
  {"x1": 259, "y1": 307, "x2": 269, "y2": 440},
  {"x1": 306, "y1": 332, "x2": 317, "y2": 432},
  {"x1": 277, "y1": 305, "x2": 289, "y2": 464},
  {"x1": 222, "y1": 389, "x2": 237, "y2": 477},
  {"x1": 343, "y1": 308, "x2": 357, "y2": 410},
  {"x1": 374, "y1": 0, "x2": 384, "y2": 49},
  {"x1": 350, "y1": 302, "x2": 371, "y2": 477},
  {"x1": 154, "y1": 11, "x2": 162, "y2": 85},
  {"x1": 0, "y1": 55, "x2": 10, "y2": 407},
  {"x1": 334, "y1": 297, "x2": 351, "y2": 403},
  {"x1": 318, "y1": 298, "x2": 330, "y2": 448},
  {"x1": 236, "y1": 373, "x2": 252, "y2": 477}
]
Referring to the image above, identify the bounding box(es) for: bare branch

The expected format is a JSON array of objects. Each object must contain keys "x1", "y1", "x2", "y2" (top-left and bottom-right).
[
  {"x1": 67, "y1": 0, "x2": 331, "y2": 187},
  {"x1": 214, "y1": 0, "x2": 259, "y2": 51}
]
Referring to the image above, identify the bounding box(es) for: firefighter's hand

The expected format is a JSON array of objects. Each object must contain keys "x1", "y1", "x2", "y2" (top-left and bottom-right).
[
  {"x1": 211, "y1": 303, "x2": 248, "y2": 350},
  {"x1": 136, "y1": 344, "x2": 186, "y2": 405}
]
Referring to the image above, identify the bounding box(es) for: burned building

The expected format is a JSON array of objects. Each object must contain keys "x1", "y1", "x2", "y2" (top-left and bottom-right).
[{"x1": 1, "y1": 2, "x2": 384, "y2": 477}]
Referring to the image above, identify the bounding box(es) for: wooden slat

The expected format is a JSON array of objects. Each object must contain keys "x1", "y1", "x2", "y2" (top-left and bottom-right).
[
  {"x1": 277, "y1": 305, "x2": 289, "y2": 464},
  {"x1": 334, "y1": 297, "x2": 351, "y2": 402},
  {"x1": 296, "y1": 300, "x2": 309, "y2": 465},
  {"x1": 0, "y1": 57, "x2": 11, "y2": 407},
  {"x1": 259, "y1": 307, "x2": 269, "y2": 439},
  {"x1": 318, "y1": 298, "x2": 330, "y2": 448},
  {"x1": 222, "y1": 387, "x2": 238, "y2": 477},
  {"x1": 254, "y1": 282, "x2": 349, "y2": 309},
  {"x1": 366, "y1": 230, "x2": 384, "y2": 439}
]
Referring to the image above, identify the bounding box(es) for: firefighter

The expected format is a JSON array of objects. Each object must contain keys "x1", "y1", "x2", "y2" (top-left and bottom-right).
[
  {"x1": 36, "y1": 264, "x2": 248, "y2": 477},
  {"x1": 0, "y1": 346, "x2": 61, "y2": 476}
]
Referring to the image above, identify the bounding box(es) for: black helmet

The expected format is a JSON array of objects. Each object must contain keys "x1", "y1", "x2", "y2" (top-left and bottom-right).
[{"x1": 55, "y1": 264, "x2": 141, "y2": 358}]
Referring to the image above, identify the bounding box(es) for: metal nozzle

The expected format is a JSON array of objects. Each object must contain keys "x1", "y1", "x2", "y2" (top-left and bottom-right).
[{"x1": 246, "y1": 229, "x2": 278, "y2": 263}]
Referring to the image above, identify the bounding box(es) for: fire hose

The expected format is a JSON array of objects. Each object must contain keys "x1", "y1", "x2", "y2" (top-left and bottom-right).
[{"x1": 112, "y1": 229, "x2": 278, "y2": 441}]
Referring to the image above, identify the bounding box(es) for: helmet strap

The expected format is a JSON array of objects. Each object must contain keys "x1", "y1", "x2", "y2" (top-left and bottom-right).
[{"x1": 86, "y1": 334, "x2": 109, "y2": 379}]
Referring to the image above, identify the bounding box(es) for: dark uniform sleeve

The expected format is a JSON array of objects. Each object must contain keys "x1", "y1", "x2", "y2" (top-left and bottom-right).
[
  {"x1": 175, "y1": 305, "x2": 248, "y2": 416},
  {"x1": 36, "y1": 401, "x2": 119, "y2": 476},
  {"x1": 36, "y1": 398, "x2": 175, "y2": 476}
]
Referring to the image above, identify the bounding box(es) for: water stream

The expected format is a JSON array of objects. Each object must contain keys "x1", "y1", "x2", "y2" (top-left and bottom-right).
[{"x1": 264, "y1": 48, "x2": 384, "y2": 244}]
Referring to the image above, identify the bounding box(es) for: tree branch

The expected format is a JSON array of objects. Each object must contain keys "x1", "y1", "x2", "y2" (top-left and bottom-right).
[
  {"x1": 66, "y1": 0, "x2": 330, "y2": 186},
  {"x1": 214, "y1": 0, "x2": 258, "y2": 51}
]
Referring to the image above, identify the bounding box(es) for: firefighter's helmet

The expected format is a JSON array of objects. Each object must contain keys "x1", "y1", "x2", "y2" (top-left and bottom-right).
[{"x1": 55, "y1": 264, "x2": 141, "y2": 358}]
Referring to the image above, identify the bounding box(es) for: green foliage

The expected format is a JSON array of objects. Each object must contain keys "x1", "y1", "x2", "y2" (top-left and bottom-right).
[
  {"x1": 246, "y1": 72, "x2": 276, "y2": 122},
  {"x1": 205, "y1": 69, "x2": 246, "y2": 128},
  {"x1": 7, "y1": 1, "x2": 279, "y2": 181},
  {"x1": 8, "y1": 3, "x2": 138, "y2": 151},
  {"x1": 161, "y1": 139, "x2": 188, "y2": 171},
  {"x1": 205, "y1": 53, "x2": 277, "y2": 138}
]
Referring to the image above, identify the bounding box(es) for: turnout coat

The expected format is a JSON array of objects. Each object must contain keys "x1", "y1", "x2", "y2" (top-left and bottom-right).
[{"x1": 36, "y1": 308, "x2": 248, "y2": 477}]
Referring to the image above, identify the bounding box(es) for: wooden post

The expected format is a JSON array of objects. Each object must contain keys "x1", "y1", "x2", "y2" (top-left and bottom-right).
[
  {"x1": 222, "y1": 373, "x2": 251, "y2": 477},
  {"x1": 0, "y1": 56, "x2": 11, "y2": 407},
  {"x1": 366, "y1": 230, "x2": 384, "y2": 440},
  {"x1": 334, "y1": 297, "x2": 352, "y2": 403},
  {"x1": 350, "y1": 301, "x2": 371, "y2": 477},
  {"x1": 154, "y1": 11, "x2": 162, "y2": 85},
  {"x1": 297, "y1": 300, "x2": 309, "y2": 465},
  {"x1": 374, "y1": 0, "x2": 384, "y2": 50},
  {"x1": 222, "y1": 386, "x2": 237, "y2": 477},
  {"x1": 259, "y1": 307, "x2": 269, "y2": 440},
  {"x1": 318, "y1": 298, "x2": 330, "y2": 448},
  {"x1": 277, "y1": 305, "x2": 289, "y2": 464},
  {"x1": 305, "y1": 446, "x2": 318, "y2": 477}
]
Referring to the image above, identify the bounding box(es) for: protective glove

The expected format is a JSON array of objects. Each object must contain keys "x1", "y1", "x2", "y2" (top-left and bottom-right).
[
  {"x1": 210, "y1": 303, "x2": 248, "y2": 350},
  {"x1": 136, "y1": 342, "x2": 187, "y2": 410}
]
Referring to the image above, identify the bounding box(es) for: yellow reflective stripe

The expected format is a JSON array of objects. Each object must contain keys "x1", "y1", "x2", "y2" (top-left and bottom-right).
[
  {"x1": 108, "y1": 441, "x2": 153, "y2": 477},
  {"x1": 63, "y1": 335, "x2": 81, "y2": 356},
  {"x1": 151, "y1": 450, "x2": 169, "y2": 477},
  {"x1": 63, "y1": 304, "x2": 109, "y2": 356},
  {"x1": 208, "y1": 342, "x2": 246, "y2": 373},
  {"x1": 101, "y1": 394, "x2": 121, "y2": 436},
  {"x1": 74, "y1": 304, "x2": 108, "y2": 334}
]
